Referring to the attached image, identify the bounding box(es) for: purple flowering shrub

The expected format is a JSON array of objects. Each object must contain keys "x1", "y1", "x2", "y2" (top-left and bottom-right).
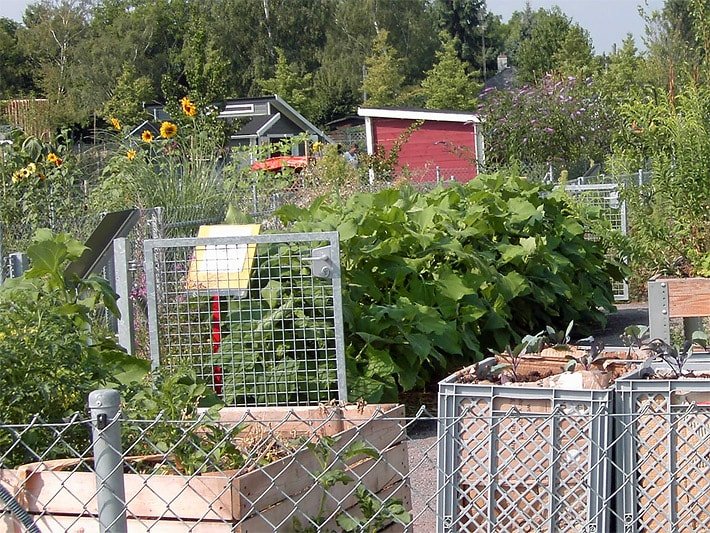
[{"x1": 478, "y1": 74, "x2": 618, "y2": 177}]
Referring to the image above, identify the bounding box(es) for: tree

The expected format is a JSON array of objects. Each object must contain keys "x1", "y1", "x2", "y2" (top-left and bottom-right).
[
  {"x1": 643, "y1": 0, "x2": 710, "y2": 91},
  {"x1": 0, "y1": 18, "x2": 34, "y2": 99},
  {"x1": 421, "y1": 32, "x2": 480, "y2": 110},
  {"x1": 599, "y1": 35, "x2": 648, "y2": 107},
  {"x1": 553, "y1": 25, "x2": 597, "y2": 78},
  {"x1": 101, "y1": 63, "x2": 152, "y2": 126},
  {"x1": 515, "y1": 7, "x2": 595, "y2": 83},
  {"x1": 361, "y1": 30, "x2": 405, "y2": 107},
  {"x1": 435, "y1": 0, "x2": 486, "y2": 66},
  {"x1": 258, "y1": 48, "x2": 315, "y2": 118},
  {"x1": 18, "y1": 0, "x2": 92, "y2": 127}
]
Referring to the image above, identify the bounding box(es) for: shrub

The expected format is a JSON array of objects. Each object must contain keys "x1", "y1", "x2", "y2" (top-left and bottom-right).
[{"x1": 278, "y1": 174, "x2": 622, "y2": 401}]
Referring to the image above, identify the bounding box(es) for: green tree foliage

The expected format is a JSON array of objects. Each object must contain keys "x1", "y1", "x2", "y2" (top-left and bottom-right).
[
  {"x1": 18, "y1": 0, "x2": 92, "y2": 127},
  {"x1": 421, "y1": 32, "x2": 481, "y2": 110},
  {"x1": 101, "y1": 63, "x2": 153, "y2": 125},
  {"x1": 599, "y1": 35, "x2": 647, "y2": 102},
  {"x1": 362, "y1": 30, "x2": 405, "y2": 107},
  {"x1": 612, "y1": 84, "x2": 710, "y2": 278},
  {"x1": 176, "y1": 6, "x2": 230, "y2": 105},
  {"x1": 0, "y1": 18, "x2": 34, "y2": 98},
  {"x1": 643, "y1": 0, "x2": 710, "y2": 91},
  {"x1": 258, "y1": 48, "x2": 315, "y2": 119},
  {"x1": 515, "y1": 7, "x2": 595, "y2": 83},
  {"x1": 435, "y1": 0, "x2": 486, "y2": 67}
]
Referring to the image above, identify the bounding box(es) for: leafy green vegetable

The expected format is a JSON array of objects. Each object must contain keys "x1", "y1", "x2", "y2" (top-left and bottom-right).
[{"x1": 278, "y1": 173, "x2": 621, "y2": 401}]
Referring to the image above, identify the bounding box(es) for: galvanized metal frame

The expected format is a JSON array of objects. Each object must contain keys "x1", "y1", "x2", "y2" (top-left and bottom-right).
[
  {"x1": 647, "y1": 280, "x2": 671, "y2": 344},
  {"x1": 144, "y1": 231, "x2": 347, "y2": 406},
  {"x1": 564, "y1": 182, "x2": 630, "y2": 302},
  {"x1": 615, "y1": 359, "x2": 710, "y2": 533}
]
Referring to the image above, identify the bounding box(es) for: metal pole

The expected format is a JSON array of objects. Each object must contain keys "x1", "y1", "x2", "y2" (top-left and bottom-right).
[
  {"x1": 8, "y1": 252, "x2": 29, "y2": 278},
  {"x1": 89, "y1": 389, "x2": 127, "y2": 533},
  {"x1": 436, "y1": 165, "x2": 441, "y2": 183},
  {"x1": 113, "y1": 238, "x2": 135, "y2": 355}
]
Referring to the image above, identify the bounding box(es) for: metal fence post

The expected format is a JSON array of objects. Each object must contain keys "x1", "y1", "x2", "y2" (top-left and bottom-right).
[
  {"x1": 113, "y1": 238, "x2": 135, "y2": 355},
  {"x1": 8, "y1": 252, "x2": 29, "y2": 278},
  {"x1": 88, "y1": 389, "x2": 127, "y2": 533}
]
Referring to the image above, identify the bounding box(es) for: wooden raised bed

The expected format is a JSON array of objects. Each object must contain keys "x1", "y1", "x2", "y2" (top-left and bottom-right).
[
  {"x1": 0, "y1": 404, "x2": 410, "y2": 532},
  {"x1": 648, "y1": 277, "x2": 710, "y2": 342}
]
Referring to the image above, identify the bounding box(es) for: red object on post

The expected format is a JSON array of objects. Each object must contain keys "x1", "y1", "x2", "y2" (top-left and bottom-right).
[{"x1": 210, "y1": 295, "x2": 223, "y2": 395}]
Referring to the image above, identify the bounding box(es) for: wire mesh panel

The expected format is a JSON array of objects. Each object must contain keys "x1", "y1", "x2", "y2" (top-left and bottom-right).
[
  {"x1": 144, "y1": 231, "x2": 346, "y2": 406},
  {"x1": 615, "y1": 361, "x2": 710, "y2": 533},
  {"x1": 437, "y1": 372, "x2": 613, "y2": 533},
  {"x1": 564, "y1": 182, "x2": 629, "y2": 301}
]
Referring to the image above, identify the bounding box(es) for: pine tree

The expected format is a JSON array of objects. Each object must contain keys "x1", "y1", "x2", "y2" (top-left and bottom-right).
[
  {"x1": 421, "y1": 32, "x2": 481, "y2": 110},
  {"x1": 361, "y1": 30, "x2": 405, "y2": 107},
  {"x1": 258, "y1": 48, "x2": 314, "y2": 118}
]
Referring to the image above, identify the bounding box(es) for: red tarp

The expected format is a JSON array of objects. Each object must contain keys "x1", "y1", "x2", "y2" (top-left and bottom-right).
[{"x1": 250, "y1": 156, "x2": 309, "y2": 172}]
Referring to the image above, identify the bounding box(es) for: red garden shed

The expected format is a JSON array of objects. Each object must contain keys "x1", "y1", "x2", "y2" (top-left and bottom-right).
[{"x1": 357, "y1": 107, "x2": 484, "y2": 183}]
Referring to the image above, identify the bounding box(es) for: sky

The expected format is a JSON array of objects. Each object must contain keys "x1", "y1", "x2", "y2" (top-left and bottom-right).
[
  {"x1": 487, "y1": 0, "x2": 664, "y2": 53},
  {"x1": 2, "y1": 0, "x2": 665, "y2": 54}
]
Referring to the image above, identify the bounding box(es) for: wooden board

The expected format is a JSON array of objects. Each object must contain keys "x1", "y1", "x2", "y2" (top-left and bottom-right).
[
  {"x1": 664, "y1": 277, "x2": 710, "y2": 318},
  {"x1": 0, "y1": 404, "x2": 407, "y2": 528}
]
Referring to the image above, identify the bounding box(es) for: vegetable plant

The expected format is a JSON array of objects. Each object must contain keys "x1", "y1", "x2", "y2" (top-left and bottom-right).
[{"x1": 279, "y1": 174, "x2": 622, "y2": 401}]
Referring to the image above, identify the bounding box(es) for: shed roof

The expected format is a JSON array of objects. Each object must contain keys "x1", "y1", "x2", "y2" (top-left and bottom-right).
[{"x1": 357, "y1": 107, "x2": 480, "y2": 124}]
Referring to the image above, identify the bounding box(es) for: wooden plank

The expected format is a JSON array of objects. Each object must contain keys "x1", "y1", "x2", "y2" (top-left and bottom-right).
[
  {"x1": 665, "y1": 277, "x2": 710, "y2": 318},
  {"x1": 232, "y1": 407, "x2": 406, "y2": 518},
  {"x1": 18, "y1": 470, "x2": 233, "y2": 520},
  {"x1": 213, "y1": 403, "x2": 398, "y2": 438},
  {"x1": 28, "y1": 515, "x2": 231, "y2": 532},
  {"x1": 236, "y1": 463, "x2": 412, "y2": 532}
]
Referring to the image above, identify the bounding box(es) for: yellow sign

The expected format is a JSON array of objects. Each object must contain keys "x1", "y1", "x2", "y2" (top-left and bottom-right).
[{"x1": 185, "y1": 224, "x2": 261, "y2": 292}]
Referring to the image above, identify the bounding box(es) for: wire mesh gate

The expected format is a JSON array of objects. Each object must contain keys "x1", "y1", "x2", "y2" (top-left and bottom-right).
[
  {"x1": 564, "y1": 180, "x2": 629, "y2": 301},
  {"x1": 143, "y1": 231, "x2": 347, "y2": 407}
]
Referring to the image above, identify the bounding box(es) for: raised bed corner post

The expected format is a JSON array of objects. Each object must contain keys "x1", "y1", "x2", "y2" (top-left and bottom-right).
[
  {"x1": 89, "y1": 389, "x2": 127, "y2": 533},
  {"x1": 648, "y1": 280, "x2": 671, "y2": 344}
]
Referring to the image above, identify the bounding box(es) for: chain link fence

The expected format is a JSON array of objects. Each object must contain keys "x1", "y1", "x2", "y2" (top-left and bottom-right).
[{"x1": 2, "y1": 400, "x2": 710, "y2": 532}]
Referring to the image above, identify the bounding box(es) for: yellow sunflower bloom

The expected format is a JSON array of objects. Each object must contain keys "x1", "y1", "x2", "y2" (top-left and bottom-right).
[
  {"x1": 11, "y1": 171, "x2": 20, "y2": 183},
  {"x1": 27, "y1": 162, "x2": 37, "y2": 174},
  {"x1": 180, "y1": 97, "x2": 198, "y2": 117},
  {"x1": 141, "y1": 130, "x2": 154, "y2": 143},
  {"x1": 110, "y1": 117, "x2": 122, "y2": 131},
  {"x1": 160, "y1": 121, "x2": 178, "y2": 139},
  {"x1": 20, "y1": 168, "x2": 30, "y2": 179},
  {"x1": 47, "y1": 152, "x2": 59, "y2": 164},
  {"x1": 126, "y1": 149, "x2": 137, "y2": 160}
]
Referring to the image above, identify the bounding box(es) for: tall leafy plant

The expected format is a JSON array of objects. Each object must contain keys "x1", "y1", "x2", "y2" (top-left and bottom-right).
[
  {"x1": 278, "y1": 174, "x2": 621, "y2": 401},
  {"x1": 612, "y1": 84, "x2": 710, "y2": 277}
]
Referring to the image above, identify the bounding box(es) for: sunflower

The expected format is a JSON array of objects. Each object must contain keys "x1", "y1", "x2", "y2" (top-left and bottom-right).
[
  {"x1": 110, "y1": 117, "x2": 122, "y2": 131},
  {"x1": 27, "y1": 162, "x2": 37, "y2": 174},
  {"x1": 126, "y1": 149, "x2": 137, "y2": 160},
  {"x1": 160, "y1": 121, "x2": 178, "y2": 139},
  {"x1": 11, "y1": 171, "x2": 20, "y2": 183},
  {"x1": 19, "y1": 167, "x2": 30, "y2": 179},
  {"x1": 180, "y1": 96, "x2": 198, "y2": 117},
  {"x1": 141, "y1": 130, "x2": 154, "y2": 143},
  {"x1": 47, "y1": 152, "x2": 59, "y2": 164}
]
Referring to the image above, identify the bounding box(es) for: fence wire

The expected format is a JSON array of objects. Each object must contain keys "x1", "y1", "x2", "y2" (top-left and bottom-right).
[
  {"x1": 144, "y1": 232, "x2": 347, "y2": 407},
  {"x1": 2, "y1": 405, "x2": 710, "y2": 532}
]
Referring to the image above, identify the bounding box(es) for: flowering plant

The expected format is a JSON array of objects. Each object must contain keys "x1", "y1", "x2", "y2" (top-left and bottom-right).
[
  {"x1": 478, "y1": 74, "x2": 617, "y2": 179},
  {"x1": 0, "y1": 129, "x2": 87, "y2": 252},
  {"x1": 92, "y1": 97, "x2": 231, "y2": 221}
]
